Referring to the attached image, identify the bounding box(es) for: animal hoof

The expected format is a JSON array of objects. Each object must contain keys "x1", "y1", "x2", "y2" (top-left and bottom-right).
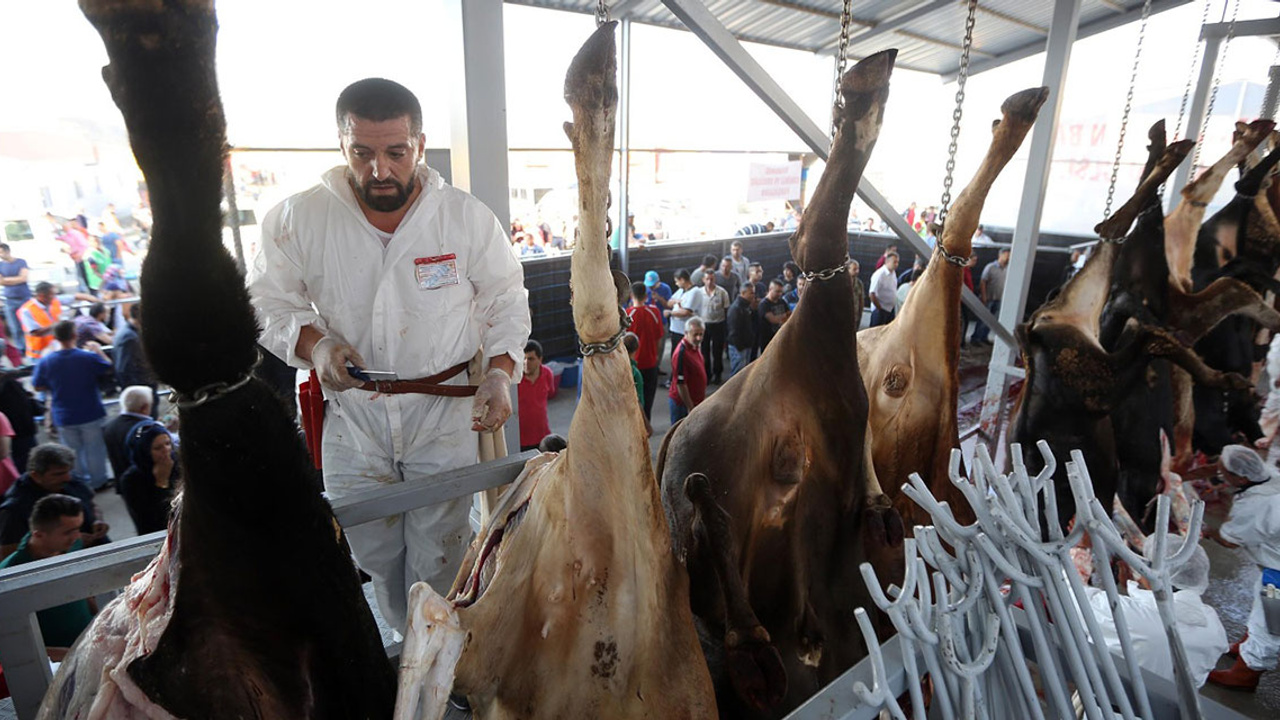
[
  {"x1": 863, "y1": 504, "x2": 905, "y2": 548},
  {"x1": 725, "y1": 630, "x2": 788, "y2": 711}
]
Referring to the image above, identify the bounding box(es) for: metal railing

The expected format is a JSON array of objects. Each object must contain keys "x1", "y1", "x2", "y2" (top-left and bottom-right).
[{"x1": 0, "y1": 452, "x2": 533, "y2": 719}]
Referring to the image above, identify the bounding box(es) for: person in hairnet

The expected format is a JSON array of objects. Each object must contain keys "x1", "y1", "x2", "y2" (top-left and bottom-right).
[
  {"x1": 1204, "y1": 445, "x2": 1280, "y2": 689},
  {"x1": 1075, "y1": 537, "x2": 1227, "y2": 687},
  {"x1": 249, "y1": 79, "x2": 529, "y2": 632}
]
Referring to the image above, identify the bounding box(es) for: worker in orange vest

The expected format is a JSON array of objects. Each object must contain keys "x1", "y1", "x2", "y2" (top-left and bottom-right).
[{"x1": 18, "y1": 282, "x2": 63, "y2": 362}]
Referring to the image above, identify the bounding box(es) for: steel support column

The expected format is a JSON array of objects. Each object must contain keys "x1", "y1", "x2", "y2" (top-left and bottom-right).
[
  {"x1": 618, "y1": 17, "x2": 633, "y2": 276},
  {"x1": 978, "y1": 0, "x2": 1083, "y2": 449},
  {"x1": 444, "y1": 0, "x2": 519, "y2": 453},
  {"x1": 1166, "y1": 35, "x2": 1222, "y2": 206},
  {"x1": 659, "y1": 0, "x2": 1012, "y2": 342}
]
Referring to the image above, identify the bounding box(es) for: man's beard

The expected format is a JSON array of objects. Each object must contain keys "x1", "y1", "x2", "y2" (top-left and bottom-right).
[{"x1": 355, "y1": 173, "x2": 416, "y2": 212}]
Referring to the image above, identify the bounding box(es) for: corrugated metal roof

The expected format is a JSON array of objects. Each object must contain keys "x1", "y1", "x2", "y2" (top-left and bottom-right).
[{"x1": 506, "y1": 0, "x2": 1193, "y2": 76}]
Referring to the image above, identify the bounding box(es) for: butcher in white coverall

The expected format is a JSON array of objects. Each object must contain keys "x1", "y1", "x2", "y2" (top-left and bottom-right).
[
  {"x1": 249, "y1": 78, "x2": 529, "y2": 631},
  {"x1": 1204, "y1": 445, "x2": 1280, "y2": 690}
]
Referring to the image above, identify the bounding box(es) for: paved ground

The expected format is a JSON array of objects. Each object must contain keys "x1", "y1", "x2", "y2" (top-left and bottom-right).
[{"x1": 4, "y1": 321, "x2": 1278, "y2": 717}]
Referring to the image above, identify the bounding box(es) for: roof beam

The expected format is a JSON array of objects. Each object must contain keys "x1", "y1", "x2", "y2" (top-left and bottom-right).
[
  {"x1": 608, "y1": 0, "x2": 643, "y2": 18},
  {"x1": 1098, "y1": 0, "x2": 1125, "y2": 11},
  {"x1": 945, "y1": 0, "x2": 1190, "y2": 81},
  {"x1": 895, "y1": 28, "x2": 998, "y2": 58},
  {"x1": 825, "y1": 0, "x2": 953, "y2": 51},
  {"x1": 757, "y1": 0, "x2": 872, "y2": 27},
  {"x1": 976, "y1": 3, "x2": 1047, "y2": 35},
  {"x1": 1201, "y1": 17, "x2": 1280, "y2": 40}
]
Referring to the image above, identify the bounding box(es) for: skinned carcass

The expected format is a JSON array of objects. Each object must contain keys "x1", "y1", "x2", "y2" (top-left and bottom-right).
[
  {"x1": 392, "y1": 23, "x2": 717, "y2": 720},
  {"x1": 40, "y1": 1, "x2": 398, "y2": 718},
  {"x1": 657, "y1": 51, "x2": 901, "y2": 719},
  {"x1": 857, "y1": 86, "x2": 1047, "y2": 530},
  {"x1": 1011, "y1": 136, "x2": 1253, "y2": 530}
]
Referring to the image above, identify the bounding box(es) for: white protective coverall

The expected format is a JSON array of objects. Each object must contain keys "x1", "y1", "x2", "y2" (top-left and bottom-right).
[
  {"x1": 1219, "y1": 480, "x2": 1280, "y2": 671},
  {"x1": 1080, "y1": 581, "x2": 1227, "y2": 687},
  {"x1": 249, "y1": 165, "x2": 530, "y2": 630}
]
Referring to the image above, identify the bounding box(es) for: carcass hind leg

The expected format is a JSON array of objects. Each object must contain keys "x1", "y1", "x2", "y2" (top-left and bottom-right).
[
  {"x1": 1168, "y1": 278, "x2": 1280, "y2": 342},
  {"x1": 684, "y1": 473, "x2": 788, "y2": 712}
]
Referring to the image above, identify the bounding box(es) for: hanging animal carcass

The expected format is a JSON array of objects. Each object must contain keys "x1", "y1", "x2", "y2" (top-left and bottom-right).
[
  {"x1": 391, "y1": 23, "x2": 717, "y2": 720},
  {"x1": 858, "y1": 86, "x2": 1048, "y2": 531},
  {"x1": 39, "y1": 1, "x2": 398, "y2": 717},
  {"x1": 656, "y1": 50, "x2": 902, "y2": 719}
]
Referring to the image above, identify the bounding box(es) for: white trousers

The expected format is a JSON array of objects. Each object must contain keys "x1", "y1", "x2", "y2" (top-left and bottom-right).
[
  {"x1": 323, "y1": 388, "x2": 475, "y2": 632},
  {"x1": 1242, "y1": 568, "x2": 1280, "y2": 671}
]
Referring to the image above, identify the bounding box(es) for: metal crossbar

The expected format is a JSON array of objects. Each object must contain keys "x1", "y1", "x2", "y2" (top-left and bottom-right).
[{"x1": 0, "y1": 451, "x2": 533, "y2": 719}]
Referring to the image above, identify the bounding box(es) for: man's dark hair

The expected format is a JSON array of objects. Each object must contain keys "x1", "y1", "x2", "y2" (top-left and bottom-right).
[
  {"x1": 702, "y1": 254, "x2": 718, "y2": 268},
  {"x1": 336, "y1": 78, "x2": 423, "y2": 136},
  {"x1": 53, "y1": 320, "x2": 75, "y2": 343},
  {"x1": 89, "y1": 302, "x2": 107, "y2": 320},
  {"x1": 29, "y1": 443, "x2": 76, "y2": 475},
  {"x1": 783, "y1": 261, "x2": 801, "y2": 276},
  {"x1": 675, "y1": 269, "x2": 691, "y2": 282},
  {"x1": 740, "y1": 284, "x2": 754, "y2": 296},
  {"x1": 29, "y1": 494, "x2": 83, "y2": 533},
  {"x1": 622, "y1": 332, "x2": 639, "y2": 354},
  {"x1": 885, "y1": 251, "x2": 900, "y2": 260},
  {"x1": 0, "y1": 243, "x2": 9, "y2": 252},
  {"x1": 748, "y1": 262, "x2": 762, "y2": 272},
  {"x1": 630, "y1": 281, "x2": 647, "y2": 301},
  {"x1": 538, "y1": 434, "x2": 567, "y2": 453},
  {"x1": 769, "y1": 278, "x2": 784, "y2": 290},
  {"x1": 34, "y1": 281, "x2": 55, "y2": 295},
  {"x1": 524, "y1": 339, "x2": 544, "y2": 359},
  {"x1": 998, "y1": 247, "x2": 1011, "y2": 255},
  {"x1": 129, "y1": 302, "x2": 142, "y2": 321}
]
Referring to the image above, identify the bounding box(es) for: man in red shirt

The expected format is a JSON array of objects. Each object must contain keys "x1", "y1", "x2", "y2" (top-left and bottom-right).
[
  {"x1": 668, "y1": 318, "x2": 707, "y2": 424},
  {"x1": 517, "y1": 340, "x2": 557, "y2": 451},
  {"x1": 626, "y1": 282, "x2": 663, "y2": 423}
]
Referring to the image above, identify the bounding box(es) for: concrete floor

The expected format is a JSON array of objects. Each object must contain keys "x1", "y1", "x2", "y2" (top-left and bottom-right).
[{"x1": 4, "y1": 325, "x2": 1278, "y2": 717}]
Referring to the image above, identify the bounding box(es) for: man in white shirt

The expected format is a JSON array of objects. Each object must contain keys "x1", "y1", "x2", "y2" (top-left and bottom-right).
[
  {"x1": 1206, "y1": 445, "x2": 1280, "y2": 689},
  {"x1": 868, "y1": 251, "x2": 899, "y2": 327},
  {"x1": 249, "y1": 79, "x2": 530, "y2": 631},
  {"x1": 691, "y1": 271, "x2": 730, "y2": 385}
]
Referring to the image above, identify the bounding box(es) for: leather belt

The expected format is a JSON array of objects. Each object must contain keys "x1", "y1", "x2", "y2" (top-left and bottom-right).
[{"x1": 359, "y1": 361, "x2": 476, "y2": 397}]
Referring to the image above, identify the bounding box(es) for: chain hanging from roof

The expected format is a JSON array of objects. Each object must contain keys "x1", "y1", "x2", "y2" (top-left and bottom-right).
[
  {"x1": 831, "y1": 0, "x2": 855, "y2": 144},
  {"x1": 1191, "y1": 0, "x2": 1241, "y2": 169},
  {"x1": 596, "y1": 0, "x2": 609, "y2": 27},
  {"x1": 1174, "y1": 0, "x2": 1215, "y2": 141},
  {"x1": 936, "y1": 0, "x2": 978, "y2": 228},
  {"x1": 1101, "y1": 0, "x2": 1154, "y2": 221}
]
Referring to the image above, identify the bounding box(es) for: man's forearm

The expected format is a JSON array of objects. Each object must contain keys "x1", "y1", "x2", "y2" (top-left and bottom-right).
[
  {"x1": 294, "y1": 324, "x2": 324, "y2": 365},
  {"x1": 488, "y1": 354, "x2": 516, "y2": 377},
  {"x1": 678, "y1": 384, "x2": 694, "y2": 409}
]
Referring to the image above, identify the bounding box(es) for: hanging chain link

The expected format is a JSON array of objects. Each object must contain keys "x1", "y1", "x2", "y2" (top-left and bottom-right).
[
  {"x1": 938, "y1": 0, "x2": 978, "y2": 227},
  {"x1": 1174, "y1": 0, "x2": 1215, "y2": 141},
  {"x1": 1263, "y1": 42, "x2": 1280, "y2": 121},
  {"x1": 831, "y1": 0, "x2": 855, "y2": 143},
  {"x1": 1192, "y1": 0, "x2": 1241, "y2": 169},
  {"x1": 595, "y1": 0, "x2": 609, "y2": 27},
  {"x1": 1102, "y1": 0, "x2": 1153, "y2": 220}
]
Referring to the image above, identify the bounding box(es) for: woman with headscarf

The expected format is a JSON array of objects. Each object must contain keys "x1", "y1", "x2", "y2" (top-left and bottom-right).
[
  {"x1": 118, "y1": 420, "x2": 178, "y2": 535},
  {"x1": 1205, "y1": 445, "x2": 1280, "y2": 689}
]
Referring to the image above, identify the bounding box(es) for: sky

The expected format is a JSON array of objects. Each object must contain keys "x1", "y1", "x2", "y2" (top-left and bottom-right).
[{"x1": 2, "y1": 0, "x2": 1280, "y2": 234}]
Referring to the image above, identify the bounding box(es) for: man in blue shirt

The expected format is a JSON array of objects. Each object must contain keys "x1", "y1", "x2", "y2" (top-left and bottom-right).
[
  {"x1": 33, "y1": 321, "x2": 113, "y2": 489},
  {"x1": 0, "y1": 243, "x2": 32, "y2": 355}
]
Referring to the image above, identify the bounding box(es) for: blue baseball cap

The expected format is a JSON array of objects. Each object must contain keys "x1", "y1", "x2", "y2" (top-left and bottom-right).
[{"x1": 644, "y1": 270, "x2": 660, "y2": 288}]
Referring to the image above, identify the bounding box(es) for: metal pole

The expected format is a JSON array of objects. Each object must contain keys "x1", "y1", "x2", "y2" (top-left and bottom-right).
[
  {"x1": 978, "y1": 0, "x2": 1083, "y2": 449},
  {"x1": 0, "y1": 613, "x2": 51, "y2": 720},
  {"x1": 618, "y1": 17, "x2": 632, "y2": 277},
  {"x1": 658, "y1": 0, "x2": 1012, "y2": 341},
  {"x1": 223, "y1": 154, "x2": 245, "y2": 274},
  {"x1": 1166, "y1": 35, "x2": 1222, "y2": 208},
  {"x1": 444, "y1": 0, "x2": 512, "y2": 231}
]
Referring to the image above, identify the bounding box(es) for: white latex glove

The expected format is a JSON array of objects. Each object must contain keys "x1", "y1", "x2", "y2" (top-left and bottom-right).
[
  {"x1": 472, "y1": 367, "x2": 513, "y2": 432},
  {"x1": 312, "y1": 335, "x2": 367, "y2": 392}
]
